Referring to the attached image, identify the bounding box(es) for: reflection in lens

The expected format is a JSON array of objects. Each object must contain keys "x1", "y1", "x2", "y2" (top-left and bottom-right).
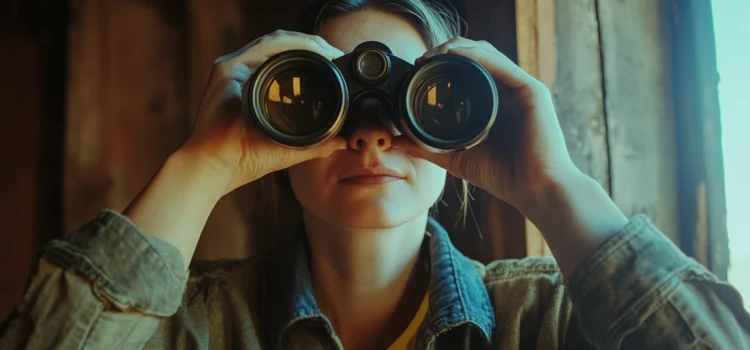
[
  {"x1": 412, "y1": 72, "x2": 479, "y2": 141},
  {"x1": 262, "y1": 67, "x2": 338, "y2": 136}
]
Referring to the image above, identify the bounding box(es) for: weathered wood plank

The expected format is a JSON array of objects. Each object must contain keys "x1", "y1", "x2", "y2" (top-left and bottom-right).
[
  {"x1": 0, "y1": 31, "x2": 40, "y2": 320},
  {"x1": 668, "y1": 0, "x2": 727, "y2": 276},
  {"x1": 597, "y1": 0, "x2": 679, "y2": 242},
  {"x1": 516, "y1": 0, "x2": 556, "y2": 257},
  {"x1": 0, "y1": 0, "x2": 68, "y2": 319},
  {"x1": 65, "y1": 0, "x2": 189, "y2": 231},
  {"x1": 553, "y1": 0, "x2": 609, "y2": 190}
]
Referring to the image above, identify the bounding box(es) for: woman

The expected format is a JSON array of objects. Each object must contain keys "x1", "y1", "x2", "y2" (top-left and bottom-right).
[{"x1": 1, "y1": 0, "x2": 748, "y2": 349}]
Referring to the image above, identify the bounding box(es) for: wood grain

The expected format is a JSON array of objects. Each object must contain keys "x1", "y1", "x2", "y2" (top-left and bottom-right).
[
  {"x1": 185, "y1": 0, "x2": 254, "y2": 260},
  {"x1": 668, "y1": 0, "x2": 727, "y2": 277},
  {"x1": 597, "y1": 0, "x2": 680, "y2": 242},
  {"x1": 64, "y1": 0, "x2": 189, "y2": 232},
  {"x1": 186, "y1": 0, "x2": 311, "y2": 260},
  {"x1": 0, "y1": 31, "x2": 40, "y2": 320},
  {"x1": 516, "y1": 0, "x2": 556, "y2": 257},
  {"x1": 553, "y1": 0, "x2": 609, "y2": 189}
]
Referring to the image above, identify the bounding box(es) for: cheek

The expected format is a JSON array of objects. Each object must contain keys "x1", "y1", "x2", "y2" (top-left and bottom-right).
[
  {"x1": 288, "y1": 159, "x2": 330, "y2": 205},
  {"x1": 414, "y1": 159, "x2": 447, "y2": 204}
]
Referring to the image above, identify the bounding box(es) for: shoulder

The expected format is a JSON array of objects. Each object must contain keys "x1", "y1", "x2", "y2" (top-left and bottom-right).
[
  {"x1": 473, "y1": 256, "x2": 571, "y2": 311},
  {"x1": 172, "y1": 239, "x2": 298, "y2": 314},
  {"x1": 474, "y1": 257, "x2": 579, "y2": 347},
  {"x1": 147, "y1": 242, "x2": 296, "y2": 347},
  {"x1": 185, "y1": 239, "x2": 295, "y2": 293}
]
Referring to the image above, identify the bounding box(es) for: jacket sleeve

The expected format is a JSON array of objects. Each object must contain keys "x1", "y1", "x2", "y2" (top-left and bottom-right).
[
  {"x1": 566, "y1": 214, "x2": 750, "y2": 349},
  {"x1": 0, "y1": 209, "x2": 189, "y2": 350}
]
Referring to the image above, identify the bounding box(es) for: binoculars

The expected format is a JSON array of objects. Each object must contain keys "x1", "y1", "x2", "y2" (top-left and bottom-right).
[{"x1": 243, "y1": 41, "x2": 498, "y2": 152}]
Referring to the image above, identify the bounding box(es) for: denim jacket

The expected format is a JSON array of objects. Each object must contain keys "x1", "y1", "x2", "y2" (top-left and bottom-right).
[{"x1": 1, "y1": 210, "x2": 748, "y2": 349}]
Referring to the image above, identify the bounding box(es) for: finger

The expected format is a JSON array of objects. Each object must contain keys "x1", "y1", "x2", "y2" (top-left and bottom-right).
[
  {"x1": 391, "y1": 135, "x2": 455, "y2": 170},
  {"x1": 416, "y1": 36, "x2": 473, "y2": 63},
  {"x1": 474, "y1": 39, "x2": 500, "y2": 53},
  {"x1": 418, "y1": 40, "x2": 537, "y2": 90},
  {"x1": 219, "y1": 30, "x2": 344, "y2": 70},
  {"x1": 286, "y1": 135, "x2": 348, "y2": 164}
]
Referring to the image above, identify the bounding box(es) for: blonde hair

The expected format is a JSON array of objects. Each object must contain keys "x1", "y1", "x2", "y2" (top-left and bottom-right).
[{"x1": 264, "y1": 0, "x2": 472, "y2": 230}]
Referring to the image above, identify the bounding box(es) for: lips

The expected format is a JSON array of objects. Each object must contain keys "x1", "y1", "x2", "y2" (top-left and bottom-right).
[{"x1": 339, "y1": 167, "x2": 405, "y2": 185}]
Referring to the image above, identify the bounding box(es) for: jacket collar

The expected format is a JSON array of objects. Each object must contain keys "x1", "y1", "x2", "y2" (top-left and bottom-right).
[{"x1": 263, "y1": 217, "x2": 495, "y2": 349}]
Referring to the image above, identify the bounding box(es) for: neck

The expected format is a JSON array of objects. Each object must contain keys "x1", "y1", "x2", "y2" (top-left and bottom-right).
[{"x1": 304, "y1": 212, "x2": 430, "y2": 350}]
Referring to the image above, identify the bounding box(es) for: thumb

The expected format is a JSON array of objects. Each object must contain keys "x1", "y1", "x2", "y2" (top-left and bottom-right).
[{"x1": 391, "y1": 135, "x2": 454, "y2": 170}]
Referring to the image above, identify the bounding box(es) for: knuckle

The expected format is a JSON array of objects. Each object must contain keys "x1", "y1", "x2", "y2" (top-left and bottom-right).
[
  {"x1": 255, "y1": 35, "x2": 271, "y2": 46},
  {"x1": 449, "y1": 153, "x2": 467, "y2": 176},
  {"x1": 212, "y1": 55, "x2": 230, "y2": 66},
  {"x1": 309, "y1": 34, "x2": 326, "y2": 44},
  {"x1": 528, "y1": 79, "x2": 549, "y2": 93},
  {"x1": 302, "y1": 36, "x2": 319, "y2": 48},
  {"x1": 476, "y1": 40, "x2": 495, "y2": 50},
  {"x1": 446, "y1": 45, "x2": 478, "y2": 56},
  {"x1": 211, "y1": 61, "x2": 231, "y2": 78}
]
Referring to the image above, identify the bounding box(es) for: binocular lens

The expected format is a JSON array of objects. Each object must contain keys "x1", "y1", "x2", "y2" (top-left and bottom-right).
[
  {"x1": 411, "y1": 73, "x2": 474, "y2": 140},
  {"x1": 404, "y1": 58, "x2": 497, "y2": 151},
  {"x1": 247, "y1": 52, "x2": 347, "y2": 147},
  {"x1": 261, "y1": 68, "x2": 337, "y2": 136}
]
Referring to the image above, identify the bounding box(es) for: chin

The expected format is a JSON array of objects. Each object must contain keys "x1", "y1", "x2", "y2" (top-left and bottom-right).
[{"x1": 326, "y1": 195, "x2": 420, "y2": 229}]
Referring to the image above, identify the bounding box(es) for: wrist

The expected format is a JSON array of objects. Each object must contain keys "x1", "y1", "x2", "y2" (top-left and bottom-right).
[
  {"x1": 516, "y1": 169, "x2": 591, "y2": 219},
  {"x1": 517, "y1": 170, "x2": 629, "y2": 277},
  {"x1": 168, "y1": 146, "x2": 233, "y2": 200}
]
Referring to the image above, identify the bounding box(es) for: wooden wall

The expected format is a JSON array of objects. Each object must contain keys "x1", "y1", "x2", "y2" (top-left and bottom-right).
[
  {"x1": 544, "y1": 0, "x2": 683, "y2": 243},
  {"x1": 0, "y1": 0, "x2": 67, "y2": 325},
  {"x1": 0, "y1": 0, "x2": 726, "y2": 320},
  {"x1": 61, "y1": 0, "x2": 524, "y2": 264}
]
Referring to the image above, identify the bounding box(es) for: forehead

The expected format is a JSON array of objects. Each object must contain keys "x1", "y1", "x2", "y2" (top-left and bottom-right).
[{"x1": 316, "y1": 9, "x2": 429, "y2": 64}]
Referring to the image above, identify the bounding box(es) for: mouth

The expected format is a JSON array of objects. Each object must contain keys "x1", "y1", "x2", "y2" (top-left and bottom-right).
[
  {"x1": 340, "y1": 175, "x2": 404, "y2": 185},
  {"x1": 339, "y1": 167, "x2": 406, "y2": 186}
]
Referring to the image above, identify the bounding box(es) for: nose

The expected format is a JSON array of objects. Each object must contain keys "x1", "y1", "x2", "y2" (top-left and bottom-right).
[{"x1": 348, "y1": 123, "x2": 392, "y2": 151}]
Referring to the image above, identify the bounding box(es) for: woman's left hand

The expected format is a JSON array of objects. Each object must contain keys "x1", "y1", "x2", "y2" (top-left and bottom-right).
[{"x1": 392, "y1": 37, "x2": 583, "y2": 214}]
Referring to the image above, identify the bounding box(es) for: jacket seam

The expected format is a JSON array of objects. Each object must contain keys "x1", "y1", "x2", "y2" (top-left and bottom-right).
[{"x1": 604, "y1": 264, "x2": 688, "y2": 347}]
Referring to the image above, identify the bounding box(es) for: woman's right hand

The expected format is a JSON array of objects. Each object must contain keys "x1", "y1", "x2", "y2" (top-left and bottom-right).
[{"x1": 180, "y1": 30, "x2": 348, "y2": 196}]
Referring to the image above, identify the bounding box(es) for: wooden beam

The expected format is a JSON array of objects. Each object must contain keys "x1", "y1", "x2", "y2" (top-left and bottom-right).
[
  {"x1": 516, "y1": 0, "x2": 557, "y2": 257},
  {"x1": 552, "y1": 0, "x2": 610, "y2": 191},
  {"x1": 668, "y1": 0, "x2": 727, "y2": 277},
  {"x1": 0, "y1": 0, "x2": 67, "y2": 319},
  {"x1": 0, "y1": 31, "x2": 41, "y2": 320},
  {"x1": 64, "y1": 0, "x2": 189, "y2": 232},
  {"x1": 596, "y1": 0, "x2": 680, "y2": 243}
]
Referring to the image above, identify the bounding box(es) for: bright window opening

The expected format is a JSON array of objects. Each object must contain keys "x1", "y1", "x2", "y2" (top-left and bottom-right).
[{"x1": 712, "y1": 0, "x2": 750, "y2": 311}]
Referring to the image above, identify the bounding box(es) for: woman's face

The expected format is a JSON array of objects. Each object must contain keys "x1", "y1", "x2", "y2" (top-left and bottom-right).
[{"x1": 288, "y1": 9, "x2": 447, "y2": 229}]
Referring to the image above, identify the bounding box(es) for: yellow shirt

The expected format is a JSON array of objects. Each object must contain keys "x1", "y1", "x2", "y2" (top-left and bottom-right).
[{"x1": 387, "y1": 291, "x2": 430, "y2": 350}]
